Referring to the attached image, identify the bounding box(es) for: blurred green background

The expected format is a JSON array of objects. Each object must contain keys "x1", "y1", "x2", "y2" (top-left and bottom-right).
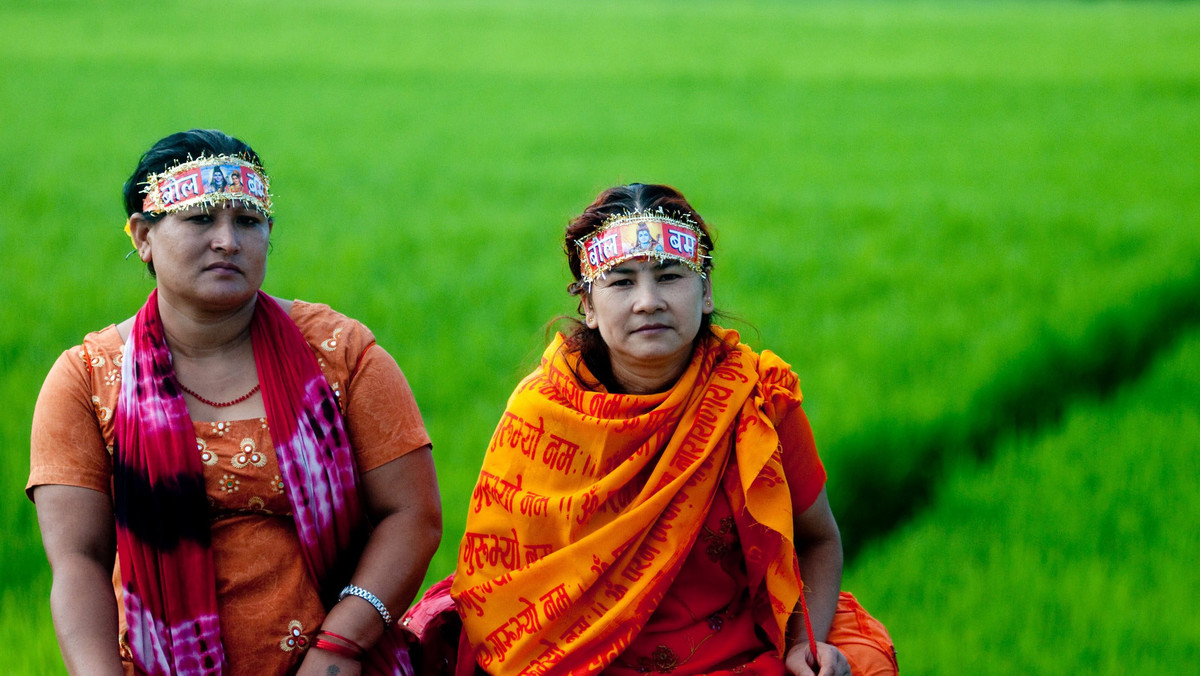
[{"x1": 3, "y1": 0, "x2": 1197, "y2": 672}]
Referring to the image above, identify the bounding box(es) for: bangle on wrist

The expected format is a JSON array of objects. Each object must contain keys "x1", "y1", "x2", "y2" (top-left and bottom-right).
[
  {"x1": 314, "y1": 637, "x2": 361, "y2": 660},
  {"x1": 339, "y1": 583, "x2": 394, "y2": 629},
  {"x1": 318, "y1": 630, "x2": 366, "y2": 655}
]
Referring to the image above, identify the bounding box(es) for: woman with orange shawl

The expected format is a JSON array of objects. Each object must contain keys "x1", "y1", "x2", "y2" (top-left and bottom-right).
[{"x1": 449, "y1": 184, "x2": 896, "y2": 676}]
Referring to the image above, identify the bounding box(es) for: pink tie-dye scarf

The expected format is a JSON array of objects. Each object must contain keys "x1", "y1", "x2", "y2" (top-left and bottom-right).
[{"x1": 114, "y1": 290, "x2": 412, "y2": 674}]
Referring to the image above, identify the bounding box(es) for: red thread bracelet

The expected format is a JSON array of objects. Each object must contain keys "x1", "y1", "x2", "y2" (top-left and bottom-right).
[
  {"x1": 797, "y1": 589, "x2": 820, "y2": 670},
  {"x1": 314, "y1": 638, "x2": 361, "y2": 660},
  {"x1": 318, "y1": 630, "x2": 366, "y2": 655}
]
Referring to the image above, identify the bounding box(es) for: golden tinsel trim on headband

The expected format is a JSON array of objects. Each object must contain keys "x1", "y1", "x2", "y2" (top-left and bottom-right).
[
  {"x1": 577, "y1": 209, "x2": 709, "y2": 284},
  {"x1": 140, "y1": 154, "x2": 272, "y2": 217}
]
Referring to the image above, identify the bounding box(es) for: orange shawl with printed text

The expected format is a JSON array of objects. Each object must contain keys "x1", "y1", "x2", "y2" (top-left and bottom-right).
[{"x1": 451, "y1": 327, "x2": 806, "y2": 675}]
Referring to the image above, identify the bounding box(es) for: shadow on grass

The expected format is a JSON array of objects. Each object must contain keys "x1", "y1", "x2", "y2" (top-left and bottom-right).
[{"x1": 834, "y1": 262, "x2": 1200, "y2": 562}]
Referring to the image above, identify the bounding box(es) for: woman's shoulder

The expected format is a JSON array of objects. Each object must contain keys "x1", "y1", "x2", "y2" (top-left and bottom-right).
[
  {"x1": 286, "y1": 298, "x2": 378, "y2": 366},
  {"x1": 287, "y1": 299, "x2": 374, "y2": 339},
  {"x1": 64, "y1": 324, "x2": 125, "y2": 378},
  {"x1": 36, "y1": 325, "x2": 123, "y2": 427},
  {"x1": 82, "y1": 324, "x2": 123, "y2": 349},
  {"x1": 710, "y1": 327, "x2": 804, "y2": 416}
]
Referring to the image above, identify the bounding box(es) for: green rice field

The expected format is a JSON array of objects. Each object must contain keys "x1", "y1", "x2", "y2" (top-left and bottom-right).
[{"x1": 2, "y1": 1, "x2": 1198, "y2": 672}]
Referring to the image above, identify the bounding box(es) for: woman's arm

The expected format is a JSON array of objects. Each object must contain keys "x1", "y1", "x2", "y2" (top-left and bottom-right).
[
  {"x1": 785, "y1": 487, "x2": 851, "y2": 676},
  {"x1": 792, "y1": 487, "x2": 842, "y2": 640},
  {"x1": 298, "y1": 446, "x2": 442, "y2": 673},
  {"x1": 33, "y1": 484, "x2": 125, "y2": 676}
]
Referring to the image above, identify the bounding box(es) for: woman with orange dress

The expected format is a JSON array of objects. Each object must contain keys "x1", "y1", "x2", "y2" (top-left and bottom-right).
[
  {"x1": 28, "y1": 129, "x2": 441, "y2": 675},
  {"x1": 449, "y1": 184, "x2": 897, "y2": 675}
]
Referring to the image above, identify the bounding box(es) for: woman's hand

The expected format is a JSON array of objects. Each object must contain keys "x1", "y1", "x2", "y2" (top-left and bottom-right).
[
  {"x1": 785, "y1": 641, "x2": 851, "y2": 676},
  {"x1": 296, "y1": 646, "x2": 362, "y2": 676}
]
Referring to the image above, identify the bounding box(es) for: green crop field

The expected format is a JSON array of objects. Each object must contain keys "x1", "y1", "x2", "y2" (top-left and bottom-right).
[
  {"x1": 3, "y1": 0, "x2": 1197, "y2": 672},
  {"x1": 845, "y1": 328, "x2": 1200, "y2": 673}
]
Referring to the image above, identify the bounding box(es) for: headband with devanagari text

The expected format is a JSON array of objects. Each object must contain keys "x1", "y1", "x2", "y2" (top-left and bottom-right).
[
  {"x1": 576, "y1": 211, "x2": 709, "y2": 285},
  {"x1": 140, "y1": 154, "x2": 273, "y2": 217}
]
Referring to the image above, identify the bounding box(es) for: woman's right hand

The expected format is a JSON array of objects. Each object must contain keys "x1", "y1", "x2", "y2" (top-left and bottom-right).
[{"x1": 785, "y1": 640, "x2": 851, "y2": 676}]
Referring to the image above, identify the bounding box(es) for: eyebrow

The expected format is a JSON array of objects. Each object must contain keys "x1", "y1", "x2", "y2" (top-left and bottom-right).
[{"x1": 608, "y1": 259, "x2": 681, "y2": 275}]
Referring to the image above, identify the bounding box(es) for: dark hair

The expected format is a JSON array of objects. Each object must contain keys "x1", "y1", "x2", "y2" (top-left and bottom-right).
[
  {"x1": 122, "y1": 129, "x2": 264, "y2": 275},
  {"x1": 122, "y1": 128, "x2": 263, "y2": 218},
  {"x1": 561, "y1": 183, "x2": 718, "y2": 389}
]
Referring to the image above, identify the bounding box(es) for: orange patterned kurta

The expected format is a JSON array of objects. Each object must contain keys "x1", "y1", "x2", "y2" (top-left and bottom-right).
[{"x1": 28, "y1": 301, "x2": 430, "y2": 675}]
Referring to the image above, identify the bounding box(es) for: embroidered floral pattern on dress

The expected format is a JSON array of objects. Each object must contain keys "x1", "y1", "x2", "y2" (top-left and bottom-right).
[
  {"x1": 621, "y1": 603, "x2": 737, "y2": 674},
  {"x1": 232, "y1": 437, "x2": 267, "y2": 468},
  {"x1": 701, "y1": 516, "x2": 737, "y2": 563},
  {"x1": 271, "y1": 474, "x2": 286, "y2": 495},
  {"x1": 279, "y1": 619, "x2": 309, "y2": 652},
  {"x1": 638, "y1": 645, "x2": 680, "y2": 673},
  {"x1": 198, "y1": 437, "x2": 217, "y2": 466},
  {"x1": 219, "y1": 474, "x2": 240, "y2": 493},
  {"x1": 210, "y1": 421, "x2": 231, "y2": 437},
  {"x1": 91, "y1": 396, "x2": 112, "y2": 423},
  {"x1": 103, "y1": 369, "x2": 121, "y2": 387},
  {"x1": 707, "y1": 612, "x2": 725, "y2": 631},
  {"x1": 79, "y1": 349, "x2": 107, "y2": 384},
  {"x1": 119, "y1": 631, "x2": 133, "y2": 660},
  {"x1": 248, "y1": 496, "x2": 266, "y2": 511},
  {"x1": 321, "y1": 327, "x2": 343, "y2": 352}
]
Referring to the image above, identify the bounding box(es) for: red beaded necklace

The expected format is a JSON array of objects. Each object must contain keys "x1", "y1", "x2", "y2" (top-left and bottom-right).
[{"x1": 177, "y1": 381, "x2": 261, "y2": 408}]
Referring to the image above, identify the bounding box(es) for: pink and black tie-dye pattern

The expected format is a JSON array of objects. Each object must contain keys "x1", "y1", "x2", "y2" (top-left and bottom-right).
[
  {"x1": 115, "y1": 291, "x2": 413, "y2": 675},
  {"x1": 250, "y1": 292, "x2": 364, "y2": 586},
  {"x1": 114, "y1": 289, "x2": 227, "y2": 674}
]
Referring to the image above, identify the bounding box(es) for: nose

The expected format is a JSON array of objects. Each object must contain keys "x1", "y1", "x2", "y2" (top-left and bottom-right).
[
  {"x1": 211, "y1": 214, "x2": 241, "y2": 254},
  {"x1": 631, "y1": 277, "x2": 666, "y2": 313}
]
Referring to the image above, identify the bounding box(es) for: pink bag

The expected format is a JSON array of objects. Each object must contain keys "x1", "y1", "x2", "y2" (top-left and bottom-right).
[{"x1": 401, "y1": 575, "x2": 479, "y2": 676}]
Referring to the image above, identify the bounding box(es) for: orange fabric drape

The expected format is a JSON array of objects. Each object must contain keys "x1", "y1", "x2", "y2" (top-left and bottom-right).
[{"x1": 451, "y1": 328, "x2": 807, "y2": 675}]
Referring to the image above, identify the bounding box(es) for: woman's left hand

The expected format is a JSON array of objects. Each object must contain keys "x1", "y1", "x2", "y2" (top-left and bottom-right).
[
  {"x1": 296, "y1": 647, "x2": 362, "y2": 676},
  {"x1": 785, "y1": 640, "x2": 851, "y2": 676}
]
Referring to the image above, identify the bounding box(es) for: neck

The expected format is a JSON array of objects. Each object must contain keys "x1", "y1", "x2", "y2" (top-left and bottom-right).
[
  {"x1": 608, "y1": 354, "x2": 690, "y2": 395},
  {"x1": 157, "y1": 292, "x2": 258, "y2": 358}
]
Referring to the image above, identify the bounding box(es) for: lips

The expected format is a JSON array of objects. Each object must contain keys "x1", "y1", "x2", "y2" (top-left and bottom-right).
[
  {"x1": 205, "y1": 261, "x2": 242, "y2": 274},
  {"x1": 632, "y1": 323, "x2": 670, "y2": 334}
]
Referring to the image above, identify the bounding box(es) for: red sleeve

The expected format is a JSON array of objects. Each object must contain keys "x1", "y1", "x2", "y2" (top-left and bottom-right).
[
  {"x1": 27, "y1": 348, "x2": 113, "y2": 500},
  {"x1": 778, "y1": 406, "x2": 826, "y2": 514}
]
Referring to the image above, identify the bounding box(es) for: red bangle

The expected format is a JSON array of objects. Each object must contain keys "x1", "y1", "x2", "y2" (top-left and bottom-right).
[
  {"x1": 314, "y1": 638, "x2": 361, "y2": 660},
  {"x1": 318, "y1": 630, "x2": 366, "y2": 655}
]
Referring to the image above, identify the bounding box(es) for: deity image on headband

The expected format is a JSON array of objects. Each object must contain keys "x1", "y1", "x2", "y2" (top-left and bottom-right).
[
  {"x1": 204, "y1": 166, "x2": 229, "y2": 193},
  {"x1": 227, "y1": 167, "x2": 245, "y2": 193},
  {"x1": 626, "y1": 222, "x2": 664, "y2": 254}
]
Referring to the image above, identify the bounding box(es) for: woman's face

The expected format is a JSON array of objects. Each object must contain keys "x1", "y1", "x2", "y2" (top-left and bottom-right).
[
  {"x1": 136, "y1": 202, "x2": 271, "y2": 313},
  {"x1": 583, "y1": 258, "x2": 712, "y2": 393}
]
